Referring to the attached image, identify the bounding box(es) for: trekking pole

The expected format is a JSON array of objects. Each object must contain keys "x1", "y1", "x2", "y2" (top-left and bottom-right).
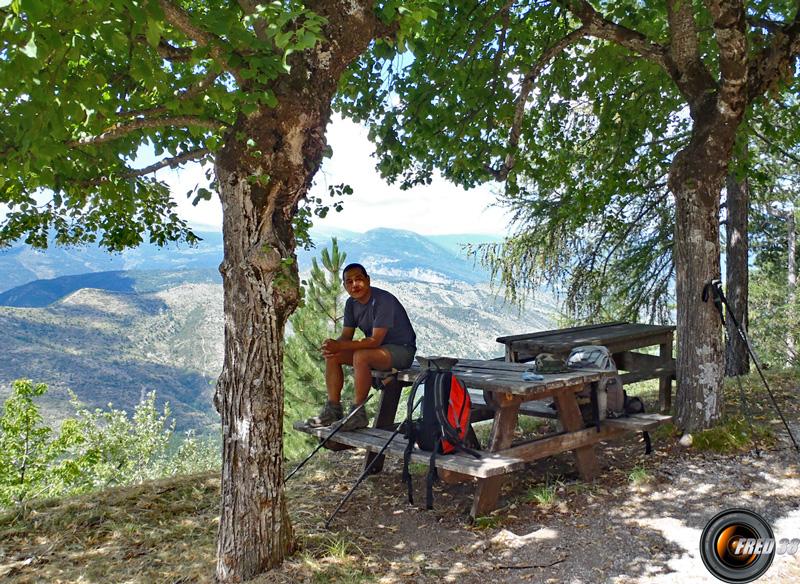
[
  {"x1": 704, "y1": 280, "x2": 800, "y2": 453},
  {"x1": 325, "y1": 396, "x2": 423, "y2": 529},
  {"x1": 284, "y1": 394, "x2": 374, "y2": 483},
  {"x1": 707, "y1": 285, "x2": 762, "y2": 457}
]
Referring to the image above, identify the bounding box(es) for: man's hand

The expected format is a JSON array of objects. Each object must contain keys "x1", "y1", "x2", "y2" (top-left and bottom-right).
[{"x1": 321, "y1": 338, "x2": 340, "y2": 358}]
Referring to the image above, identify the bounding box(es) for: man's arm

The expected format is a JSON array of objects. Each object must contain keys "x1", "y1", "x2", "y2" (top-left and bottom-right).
[
  {"x1": 322, "y1": 327, "x2": 387, "y2": 356},
  {"x1": 338, "y1": 327, "x2": 356, "y2": 342}
]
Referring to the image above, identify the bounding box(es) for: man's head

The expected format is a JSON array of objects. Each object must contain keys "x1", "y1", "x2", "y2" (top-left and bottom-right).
[{"x1": 342, "y1": 263, "x2": 370, "y2": 302}]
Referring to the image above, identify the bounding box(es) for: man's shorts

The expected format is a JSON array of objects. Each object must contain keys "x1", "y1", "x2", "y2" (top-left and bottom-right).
[{"x1": 382, "y1": 344, "x2": 416, "y2": 370}]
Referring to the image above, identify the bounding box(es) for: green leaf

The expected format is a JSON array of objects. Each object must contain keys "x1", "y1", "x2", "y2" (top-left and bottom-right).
[
  {"x1": 192, "y1": 188, "x2": 212, "y2": 206},
  {"x1": 297, "y1": 30, "x2": 318, "y2": 50},
  {"x1": 259, "y1": 90, "x2": 277, "y2": 108},
  {"x1": 21, "y1": 33, "x2": 37, "y2": 59},
  {"x1": 145, "y1": 19, "x2": 162, "y2": 48}
]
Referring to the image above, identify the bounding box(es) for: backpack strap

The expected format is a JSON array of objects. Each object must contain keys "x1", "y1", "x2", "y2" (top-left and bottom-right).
[
  {"x1": 424, "y1": 371, "x2": 446, "y2": 509},
  {"x1": 402, "y1": 370, "x2": 427, "y2": 505},
  {"x1": 426, "y1": 448, "x2": 439, "y2": 510}
]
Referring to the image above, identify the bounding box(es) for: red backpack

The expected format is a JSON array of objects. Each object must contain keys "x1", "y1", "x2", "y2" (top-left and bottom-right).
[{"x1": 402, "y1": 357, "x2": 480, "y2": 509}]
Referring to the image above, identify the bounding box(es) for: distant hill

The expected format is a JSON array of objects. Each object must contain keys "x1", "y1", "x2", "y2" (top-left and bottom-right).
[
  {"x1": 306, "y1": 228, "x2": 492, "y2": 285},
  {"x1": 0, "y1": 283, "x2": 223, "y2": 432},
  {"x1": 0, "y1": 232, "x2": 224, "y2": 293},
  {"x1": 0, "y1": 277, "x2": 553, "y2": 432},
  {"x1": 0, "y1": 269, "x2": 221, "y2": 308},
  {"x1": 0, "y1": 228, "x2": 500, "y2": 295}
]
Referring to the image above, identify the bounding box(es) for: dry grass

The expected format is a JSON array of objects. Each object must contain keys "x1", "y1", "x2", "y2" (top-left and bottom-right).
[
  {"x1": 0, "y1": 472, "x2": 220, "y2": 583},
  {"x1": 0, "y1": 453, "x2": 380, "y2": 584}
]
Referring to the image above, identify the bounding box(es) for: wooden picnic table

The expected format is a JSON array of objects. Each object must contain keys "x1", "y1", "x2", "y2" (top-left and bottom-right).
[
  {"x1": 496, "y1": 321, "x2": 676, "y2": 412},
  {"x1": 294, "y1": 357, "x2": 671, "y2": 519}
]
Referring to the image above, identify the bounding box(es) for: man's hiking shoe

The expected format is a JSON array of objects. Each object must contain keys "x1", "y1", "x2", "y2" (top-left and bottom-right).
[
  {"x1": 307, "y1": 400, "x2": 343, "y2": 427},
  {"x1": 336, "y1": 403, "x2": 369, "y2": 431}
]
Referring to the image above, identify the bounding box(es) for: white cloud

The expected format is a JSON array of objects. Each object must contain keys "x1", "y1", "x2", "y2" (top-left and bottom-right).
[{"x1": 310, "y1": 116, "x2": 510, "y2": 235}]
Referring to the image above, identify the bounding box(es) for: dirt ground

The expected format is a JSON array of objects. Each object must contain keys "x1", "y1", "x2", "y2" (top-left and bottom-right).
[{"x1": 265, "y1": 423, "x2": 800, "y2": 584}]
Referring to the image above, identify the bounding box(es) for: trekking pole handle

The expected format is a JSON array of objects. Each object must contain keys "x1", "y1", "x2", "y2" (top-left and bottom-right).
[
  {"x1": 702, "y1": 279, "x2": 726, "y2": 325},
  {"x1": 284, "y1": 393, "x2": 374, "y2": 484}
]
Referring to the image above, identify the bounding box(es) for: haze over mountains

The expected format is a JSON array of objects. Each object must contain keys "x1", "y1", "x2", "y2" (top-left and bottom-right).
[{"x1": 0, "y1": 228, "x2": 555, "y2": 432}]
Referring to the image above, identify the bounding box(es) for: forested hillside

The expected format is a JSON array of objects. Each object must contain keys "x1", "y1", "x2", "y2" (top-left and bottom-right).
[{"x1": 0, "y1": 230, "x2": 553, "y2": 433}]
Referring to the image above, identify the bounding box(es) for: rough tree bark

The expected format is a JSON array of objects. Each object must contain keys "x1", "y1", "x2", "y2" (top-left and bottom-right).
[
  {"x1": 671, "y1": 126, "x2": 732, "y2": 430},
  {"x1": 725, "y1": 172, "x2": 750, "y2": 376},
  {"x1": 212, "y1": 2, "x2": 392, "y2": 580},
  {"x1": 788, "y1": 204, "x2": 797, "y2": 364}
]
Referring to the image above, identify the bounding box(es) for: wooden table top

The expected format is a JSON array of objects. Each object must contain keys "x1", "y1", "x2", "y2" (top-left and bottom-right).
[
  {"x1": 391, "y1": 357, "x2": 608, "y2": 398},
  {"x1": 496, "y1": 322, "x2": 675, "y2": 353}
]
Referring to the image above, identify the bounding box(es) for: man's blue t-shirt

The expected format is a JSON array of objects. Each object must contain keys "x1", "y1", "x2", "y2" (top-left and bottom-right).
[{"x1": 343, "y1": 287, "x2": 416, "y2": 348}]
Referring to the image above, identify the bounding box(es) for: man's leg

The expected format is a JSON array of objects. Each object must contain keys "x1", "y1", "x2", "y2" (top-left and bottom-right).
[
  {"x1": 352, "y1": 348, "x2": 393, "y2": 404},
  {"x1": 325, "y1": 350, "x2": 354, "y2": 404},
  {"x1": 330, "y1": 347, "x2": 393, "y2": 431},
  {"x1": 307, "y1": 351, "x2": 355, "y2": 427}
]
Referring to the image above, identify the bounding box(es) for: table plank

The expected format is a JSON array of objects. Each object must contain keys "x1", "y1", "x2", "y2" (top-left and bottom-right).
[
  {"x1": 496, "y1": 321, "x2": 627, "y2": 344},
  {"x1": 388, "y1": 362, "x2": 608, "y2": 398},
  {"x1": 512, "y1": 323, "x2": 676, "y2": 354}
]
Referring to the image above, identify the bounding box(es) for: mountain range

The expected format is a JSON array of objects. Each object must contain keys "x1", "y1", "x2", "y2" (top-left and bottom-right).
[
  {"x1": 0, "y1": 227, "x2": 499, "y2": 298},
  {"x1": 0, "y1": 228, "x2": 554, "y2": 433}
]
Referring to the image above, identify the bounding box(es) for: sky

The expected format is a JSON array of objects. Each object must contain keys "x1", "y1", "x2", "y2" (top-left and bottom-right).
[{"x1": 158, "y1": 115, "x2": 513, "y2": 236}]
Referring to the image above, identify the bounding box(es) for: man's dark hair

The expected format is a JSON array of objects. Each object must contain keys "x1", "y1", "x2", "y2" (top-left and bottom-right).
[{"x1": 342, "y1": 263, "x2": 369, "y2": 280}]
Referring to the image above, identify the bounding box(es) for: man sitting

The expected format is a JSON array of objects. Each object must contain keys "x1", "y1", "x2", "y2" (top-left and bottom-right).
[{"x1": 309, "y1": 262, "x2": 417, "y2": 430}]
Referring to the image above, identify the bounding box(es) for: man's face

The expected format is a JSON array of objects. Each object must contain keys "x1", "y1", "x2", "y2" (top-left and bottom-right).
[{"x1": 343, "y1": 268, "x2": 370, "y2": 302}]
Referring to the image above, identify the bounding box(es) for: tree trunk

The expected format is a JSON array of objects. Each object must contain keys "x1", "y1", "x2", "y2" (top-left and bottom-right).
[
  {"x1": 724, "y1": 172, "x2": 750, "y2": 376},
  {"x1": 211, "y1": 3, "x2": 390, "y2": 580},
  {"x1": 671, "y1": 136, "x2": 727, "y2": 431},
  {"x1": 788, "y1": 203, "x2": 797, "y2": 364},
  {"x1": 214, "y1": 157, "x2": 299, "y2": 580}
]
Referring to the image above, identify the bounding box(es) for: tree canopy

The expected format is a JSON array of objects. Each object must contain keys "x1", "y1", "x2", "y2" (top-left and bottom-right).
[{"x1": 339, "y1": 0, "x2": 800, "y2": 430}]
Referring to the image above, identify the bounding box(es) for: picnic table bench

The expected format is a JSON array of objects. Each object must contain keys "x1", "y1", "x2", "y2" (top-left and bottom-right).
[
  {"x1": 497, "y1": 321, "x2": 676, "y2": 412},
  {"x1": 293, "y1": 357, "x2": 671, "y2": 519}
]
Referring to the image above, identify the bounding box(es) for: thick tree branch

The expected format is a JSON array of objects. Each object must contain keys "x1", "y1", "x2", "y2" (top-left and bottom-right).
[
  {"x1": 124, "y1": 148, "x2": 212, "y2": 177},
  {"x1": 158, "y1": 0, "x2": 245, "y2": 85},
  {"x1": 747, "y1": 16, "x2": 785, "y2": 33},
  {"x1": 706, "y1": 1, "x2": 748, "y2": 119},
  {"x1": 69, "y1": 117, "x2": 224, "y2": 147},
  {"x1": 665, "y1": 0, "x2": 717, "y2": 108},
  {"x1": 747, "y1": 7, "x2": 800, "y2": 100},
  {"x1": 566, "y1": 0, "x2": 670, "y2": 71},
  {"x1": 490, "y1": 26, "x2": 586, "y2": 181},
  {"x1": 149, "y1": 38, "x2": 194, "y2": 61}
]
